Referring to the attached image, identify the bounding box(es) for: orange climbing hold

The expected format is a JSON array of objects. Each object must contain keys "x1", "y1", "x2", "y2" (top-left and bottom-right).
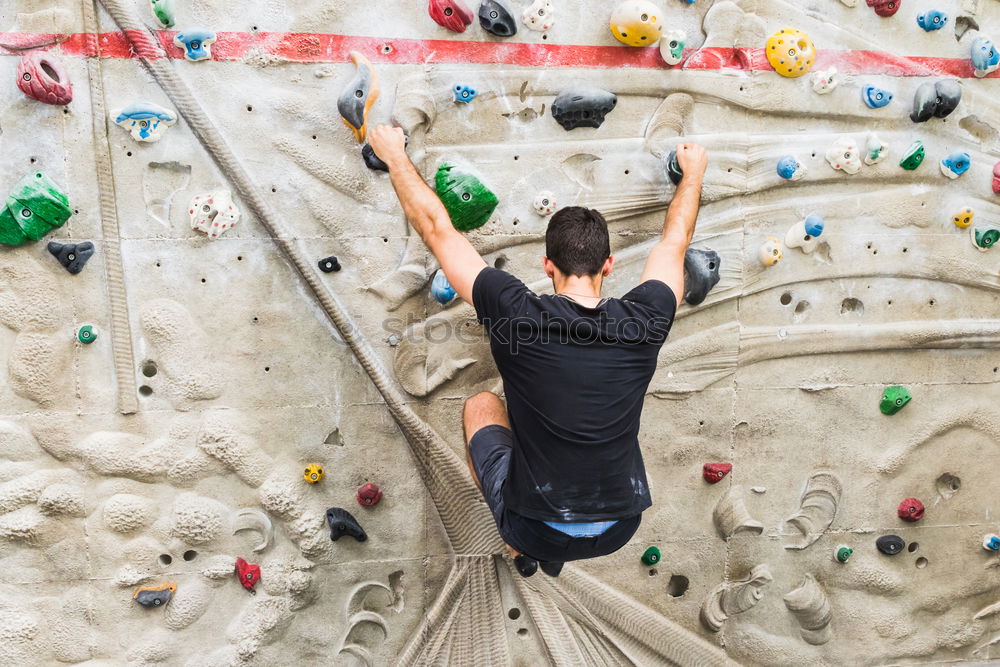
[{"x1": 337, "y1": 51, "x2": 380, "y2": 143}]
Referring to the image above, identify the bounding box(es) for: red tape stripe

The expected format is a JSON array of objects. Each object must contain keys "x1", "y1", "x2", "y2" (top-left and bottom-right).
[{"x1": 0, "y1": 31, "x2": 989, "y2": 78}]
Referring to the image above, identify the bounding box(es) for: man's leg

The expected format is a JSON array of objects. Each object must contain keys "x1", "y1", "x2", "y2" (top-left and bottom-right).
[{"x1": 463, "y1": 391, "x2": 510, "y2": 492}]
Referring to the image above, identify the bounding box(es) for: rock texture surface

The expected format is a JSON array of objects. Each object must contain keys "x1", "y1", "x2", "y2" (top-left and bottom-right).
[{"x1": 0, "y1": 0, "x2": 998, "y2": 664}]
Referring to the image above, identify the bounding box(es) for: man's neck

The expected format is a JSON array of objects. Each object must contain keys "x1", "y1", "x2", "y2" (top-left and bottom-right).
[{"x1": 554, "y1": 275, "x2": 603, "y2": 306}]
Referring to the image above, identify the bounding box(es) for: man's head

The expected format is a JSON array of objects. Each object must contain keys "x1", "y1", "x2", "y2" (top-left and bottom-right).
[{"x1": 543, "y1": 206, "x2": 613, "y2": 286}]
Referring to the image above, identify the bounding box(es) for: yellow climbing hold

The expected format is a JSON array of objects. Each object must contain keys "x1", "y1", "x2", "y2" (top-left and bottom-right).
[
  {"x1": 765, "y1": 28, "x2": 816, "y2": 78},
  {"x1": 952, "y1": 207, "x2": 974, "y2": 229},
  {"x1": 609, "y1": 0, "x2": 664, "y2": 47},
  {"x1": 304, "y1": 464, "x2": 324, "y2": 484}
]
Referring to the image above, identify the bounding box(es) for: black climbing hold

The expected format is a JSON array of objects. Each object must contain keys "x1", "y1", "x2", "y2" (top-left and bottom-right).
[
  {"x1": 326, "y1": 507, "x2": 367, "y2": 542},
  {"x1": 910, "y1": 79, "x2": 961, "y2": 122},
  {"x1": 683, "y1": 247, "x2": 721, "y2": 306},
  {"x1": 514, "y1": 554, "x2": 538, "y2": 577},
  {"x1": 47, "y1": 240, "x2": 95, "y2": 275},
  {"x1": 666, "y1": 150, "x2": 684, "y2": 186},
  {"x1": 318, "y1": 256, "x2": 341, "y2": 273},
  {"x1": 362, "y1": 144, "x2": 388, "y2": 171},
  {"x1": 478, "y1": 0, "x2": 517, "y2": 37},
  {"x1": 551, "y1": 86, "x2": 618, "y2": 131},
  {"x1": 876, "y1": 534, "x2": 905, "y2": 556},
  {"x1": 540, "y1": 560, "x2": 564, "y2": 577}
]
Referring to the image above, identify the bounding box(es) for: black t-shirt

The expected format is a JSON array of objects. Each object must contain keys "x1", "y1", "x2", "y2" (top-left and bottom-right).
[{"x1": 472, "y1": 267, "x2": 677, "y2": 522}]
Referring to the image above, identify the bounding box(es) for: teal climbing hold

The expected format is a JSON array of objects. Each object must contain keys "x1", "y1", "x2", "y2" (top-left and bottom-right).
[
  {"x1": 434, "y1": 163, "x2": 499, "y2": 231},
  {"x1": 77, "y1": 325, "x2": 97, "y2": 345}
]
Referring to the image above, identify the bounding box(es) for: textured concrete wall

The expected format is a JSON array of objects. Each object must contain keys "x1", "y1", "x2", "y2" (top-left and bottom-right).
[{"x1": 0, "y1": 0, "x2": 999, "y2": 664}]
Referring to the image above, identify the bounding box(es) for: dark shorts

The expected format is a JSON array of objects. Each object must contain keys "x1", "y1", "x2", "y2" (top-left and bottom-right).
[{"x1": 469, "y1": 424, "x2": 642, "y2": 563}]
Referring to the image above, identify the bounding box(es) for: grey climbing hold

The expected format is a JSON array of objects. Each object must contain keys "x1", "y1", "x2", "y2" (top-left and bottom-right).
[
  {"x1": 362, "y1": 144, "x2": 388, "y2": 172},
  {"x1": 683, "y1": 247, "x2": 720, "y2": 306},
  {"x1": 326, "y1": 507, "x2": 367, "y2": 542},
  {"x1": 551, "y1": 86, "x2": 617, "y2": 131},
  {"x1": 876, "y1": 534, "x2": 905, "y2": 556},
  {"x1": 665, "y1": 150, "x2": 684, "y2": 186},
  {"x1": 479, "y1": 0, "x2": 517, "y2": 37},
  {"x1": 910, "y1": 79, "x2": 961, "y2": 122},
  {"x1": 47, "y1": 240, "x2": 95, "y2": 274},
  {"x1": 318, "y1": 256, "x2": 341, "y2": 273}
]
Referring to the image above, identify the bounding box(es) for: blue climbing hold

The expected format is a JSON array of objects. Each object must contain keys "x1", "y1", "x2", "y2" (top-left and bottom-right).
[
  {"x1": 916, "y1": 10, "x2": 947, "y2": 31},
  {"x1": 776, "y1": 155, "x2": 806, "y2": 181},
  {"x1": 431, "y1": 269, "x2": 456, "y2": 304},
  {"x1": 984, "y1": 534, "x2": 1000, "y2": 551},
  {"x1": 940, "y1": 151, "x2": 971, "y2": 179},
  {"x1": 172, "y1": 29, "x2": 216, "y2": 62},
  {"x1": 971, "y1": 36, "x2": 1000, "y2": 78},
  {"x1": 862, "y1": 85, "x2": 893, "y2": 109},
  {"x1": 803, "y1": 214, "x2": 824, "y2": 237},
  {"x1": 453, "y1": 84, "x2": 477, "y2": 103}
]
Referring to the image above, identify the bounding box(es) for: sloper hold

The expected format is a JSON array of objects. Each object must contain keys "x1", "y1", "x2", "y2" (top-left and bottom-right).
[
  {"x1": 909, "y1": 80, "x2": 964, "y2": 122},
  {"x1": 866, "y1": 0, "x2": 901, "y2": 17},
  {"x1": 235, "y1": 556, "x2": 261, "y2": 594},
  {"x1": 47, "y1": 241, "x2": 95, "y2": 274},
  {"x1": 16, "y1": 52, "x2": 72, "y2": 105},
  {"x1": 326, "y1": 507, "x2": 367, "y2": 542},
  {"x1": 776, "y1": 155, "x2": 806, "y2": 180},
  {"x1": 916, "y1": 10, "x2": 947, "y2": 31},
  {"x1": 428, "y1": 0, "x2": 474, "y2": 32},
  {"x1": 609, "y1": 0, "x2": 664, "y2": 47},
  {"x1": 974, "y1": 227, "x2": 999, "y2": 250},
  {"x1": 551, "y1": 86, "x2": 617, "y2": 131},
  {"x1": 877, "y1": 534, "x2": 904, "y2": 555},
  {"x1": 337, "y1": 51, "x2": 380, "y2": 143},
  {"x1": 684, "y1": 248, "x2": 721, "y2": 306},
  {"x1": 133, "y1": 582, "x2": 176, "y2": 607},
  {"x1": 434, "y1": 163, "x2": 499, "y2": 231},
  {"x1": 0, "y1": 172, "x2": 73, "y2": 247},
  {"x1": 765, "y1": 28, "x2": 816, "y2": 78},
  {"x1": 702, "y1": 462, "x2": 731, "y2": 484},
  {"x1": 861, "y1": 85, "x2": 893, "y2": 109},
  {"x1": 431, "y1": 269, "x2": 456, "y2": 304},
  {"x1": 479, "y1": 0, "x2": 517, "y2": 37},
  {"x1": 940, "y1": 151, "x2": 971, "y2": 179},
  {"x1": 971, "y1": 36, "x2": 999, "y2": 78}
]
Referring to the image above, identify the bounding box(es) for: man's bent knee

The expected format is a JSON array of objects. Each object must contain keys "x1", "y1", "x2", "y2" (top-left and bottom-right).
[{"x1": 463, "y1": 391, "x2": 508, "y2": 444}]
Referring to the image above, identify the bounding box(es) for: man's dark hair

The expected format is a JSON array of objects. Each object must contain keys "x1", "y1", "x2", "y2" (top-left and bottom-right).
[{"x1": 544, "y1": 206, "x2": 611, "y2": 277}]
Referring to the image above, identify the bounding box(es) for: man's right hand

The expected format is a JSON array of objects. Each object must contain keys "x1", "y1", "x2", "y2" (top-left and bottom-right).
[
  {"x1": 675, "y1": 143, "x2": 707, "y2": 182},
  {"x1": 368, "y1": 125, "x2": 408, "y2": 170}
]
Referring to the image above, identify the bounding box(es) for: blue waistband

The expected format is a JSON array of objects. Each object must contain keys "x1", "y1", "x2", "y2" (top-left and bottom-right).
[{"x1": 543, "y1": 520, "x2": 618, "y2": 538}]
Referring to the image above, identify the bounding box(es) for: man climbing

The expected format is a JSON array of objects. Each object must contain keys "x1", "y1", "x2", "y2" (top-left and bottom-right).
[{"x1": 369, "y1": 125, "x2": 707, "y2": 577}]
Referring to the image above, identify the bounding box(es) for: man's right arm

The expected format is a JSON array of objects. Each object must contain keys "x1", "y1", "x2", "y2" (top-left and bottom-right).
[
  {"x1": 639, "y1": 143, "x2": 708, "y2": 304},
  {"x1": 368, "y1": 125, "x2": 487, "y2": 306}
]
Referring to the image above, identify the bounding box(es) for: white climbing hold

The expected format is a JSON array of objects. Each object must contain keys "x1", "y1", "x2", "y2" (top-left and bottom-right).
[
  {"x1": 863, "y1": 133, "x2": 888, "y2": 165},
  {"x1": 521, "y1": 0, "x2": 554, "y2": 31},
  {"x1": 231, "y1": 507, "x2": 273, "y2": 553},
  {"x1": 532, "y1": 191, "x2": 558, "y2": 216},
  {"x1": 811, "y1": 67, "x2": 839, "y2": 94},
  {"x1": 189, "y1": 190, "x2": 241, "y2": 239},
  {"x1": 111, "y1": 102, "x2": 177, "y2": 143},
  {"x1": 825, "y1": 136, "x2": 862, "y2": 174}
]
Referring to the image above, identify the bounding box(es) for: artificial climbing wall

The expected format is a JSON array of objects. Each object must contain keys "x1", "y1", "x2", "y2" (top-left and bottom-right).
[{"x1": 0, "y1": 0, "x2": 998, "y2": 664}]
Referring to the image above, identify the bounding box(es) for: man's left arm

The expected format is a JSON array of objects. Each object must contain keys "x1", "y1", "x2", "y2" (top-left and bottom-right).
[{"x1": 368, "y1": 125, "x2": 487, "y2": 305}]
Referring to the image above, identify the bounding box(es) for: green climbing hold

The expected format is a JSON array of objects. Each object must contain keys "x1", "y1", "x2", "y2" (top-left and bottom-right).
[
  {"x1": 77, "y1": 325, "x2": 96, "y2": 345},
  {"x1": 834, "y1": 545, "x2": 853, "y2": 563},
  {"x1": 0, "y1": 172, "x2": 72, "y2": 247},
  {"x1": 641, "y1": 546, "x2": 661, "y2": 566},
  {"x1": 899, "y1": 140, "x2": 925, "y2": 170},
  {"x1": 149, "y1": 0, "x2": 175, "y2": 28},
  {"x1": 974, "y1": 227, "x2": 999, "y2": 250},
  {"x1": 435, "y1": 163, "x2": 499, "y2": 232},
  {"x1": 879, "y1": 385, "x2": 911, "y2": 415}
]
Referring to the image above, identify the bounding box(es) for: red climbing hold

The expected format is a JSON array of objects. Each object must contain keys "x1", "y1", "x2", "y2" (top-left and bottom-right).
[
  {"x1": 866, "y1": 0, "x2": 901, "y2": 17},
  {"x1": 16, "y1": 52, "x2": 73, "y2": 106},
  {"x1": 356, "y1": 483, "x2": 383, "y2": 507},
  {"x1": 993, "y1": 161, "x2": 1000, "y2": 194},
  {"x1": 428, "y1": 0, "x2": 474, "y2": 32},
  {"x1": 235, "y1": 557, "x2": 261, "y2": 594},
  {"x1": 897, "y1": 498, "x2": 925, "y2": 522},
  {"x1": 703, "y1": 463, "x2": 732, "y2": 484}
]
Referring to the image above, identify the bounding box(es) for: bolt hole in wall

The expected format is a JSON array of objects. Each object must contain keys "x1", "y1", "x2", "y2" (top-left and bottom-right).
[
  {"x1": 139, "y1": 385, "x2": 153, "y2": 397},
  {"x1": 141, "y1": 360, "x2": 157, "y2": 377},
  {"x1": 909, "y1": 542, "x2": 919, "y2": 553},
  {"x1": 841, "y1": 298, "x2": 864, "y2": 315},
  {"x1": 159, "y1": 554, "x2": 172, "y2": 566},
  {"x1": 494, "y1": 255, "x2": 508, "y2": 270},
  {"x1": 508, "y1": 607, "x2": 521, "y2": 620},
  {"x1": 183, "y1": 550, "x2": 197, "y2": 561},
  {"x1": 667, "y1": 574, "x2": 689, "y2": 598},
  {"x1": 916, "y1": 557, "x2": 928, "y2": 569},
  {"x1": 517, "y1": 628, "x2": 528, "y2": 636},
  {"x1": 780, "y1": 292, "x2": 792, "y2": 306}
]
